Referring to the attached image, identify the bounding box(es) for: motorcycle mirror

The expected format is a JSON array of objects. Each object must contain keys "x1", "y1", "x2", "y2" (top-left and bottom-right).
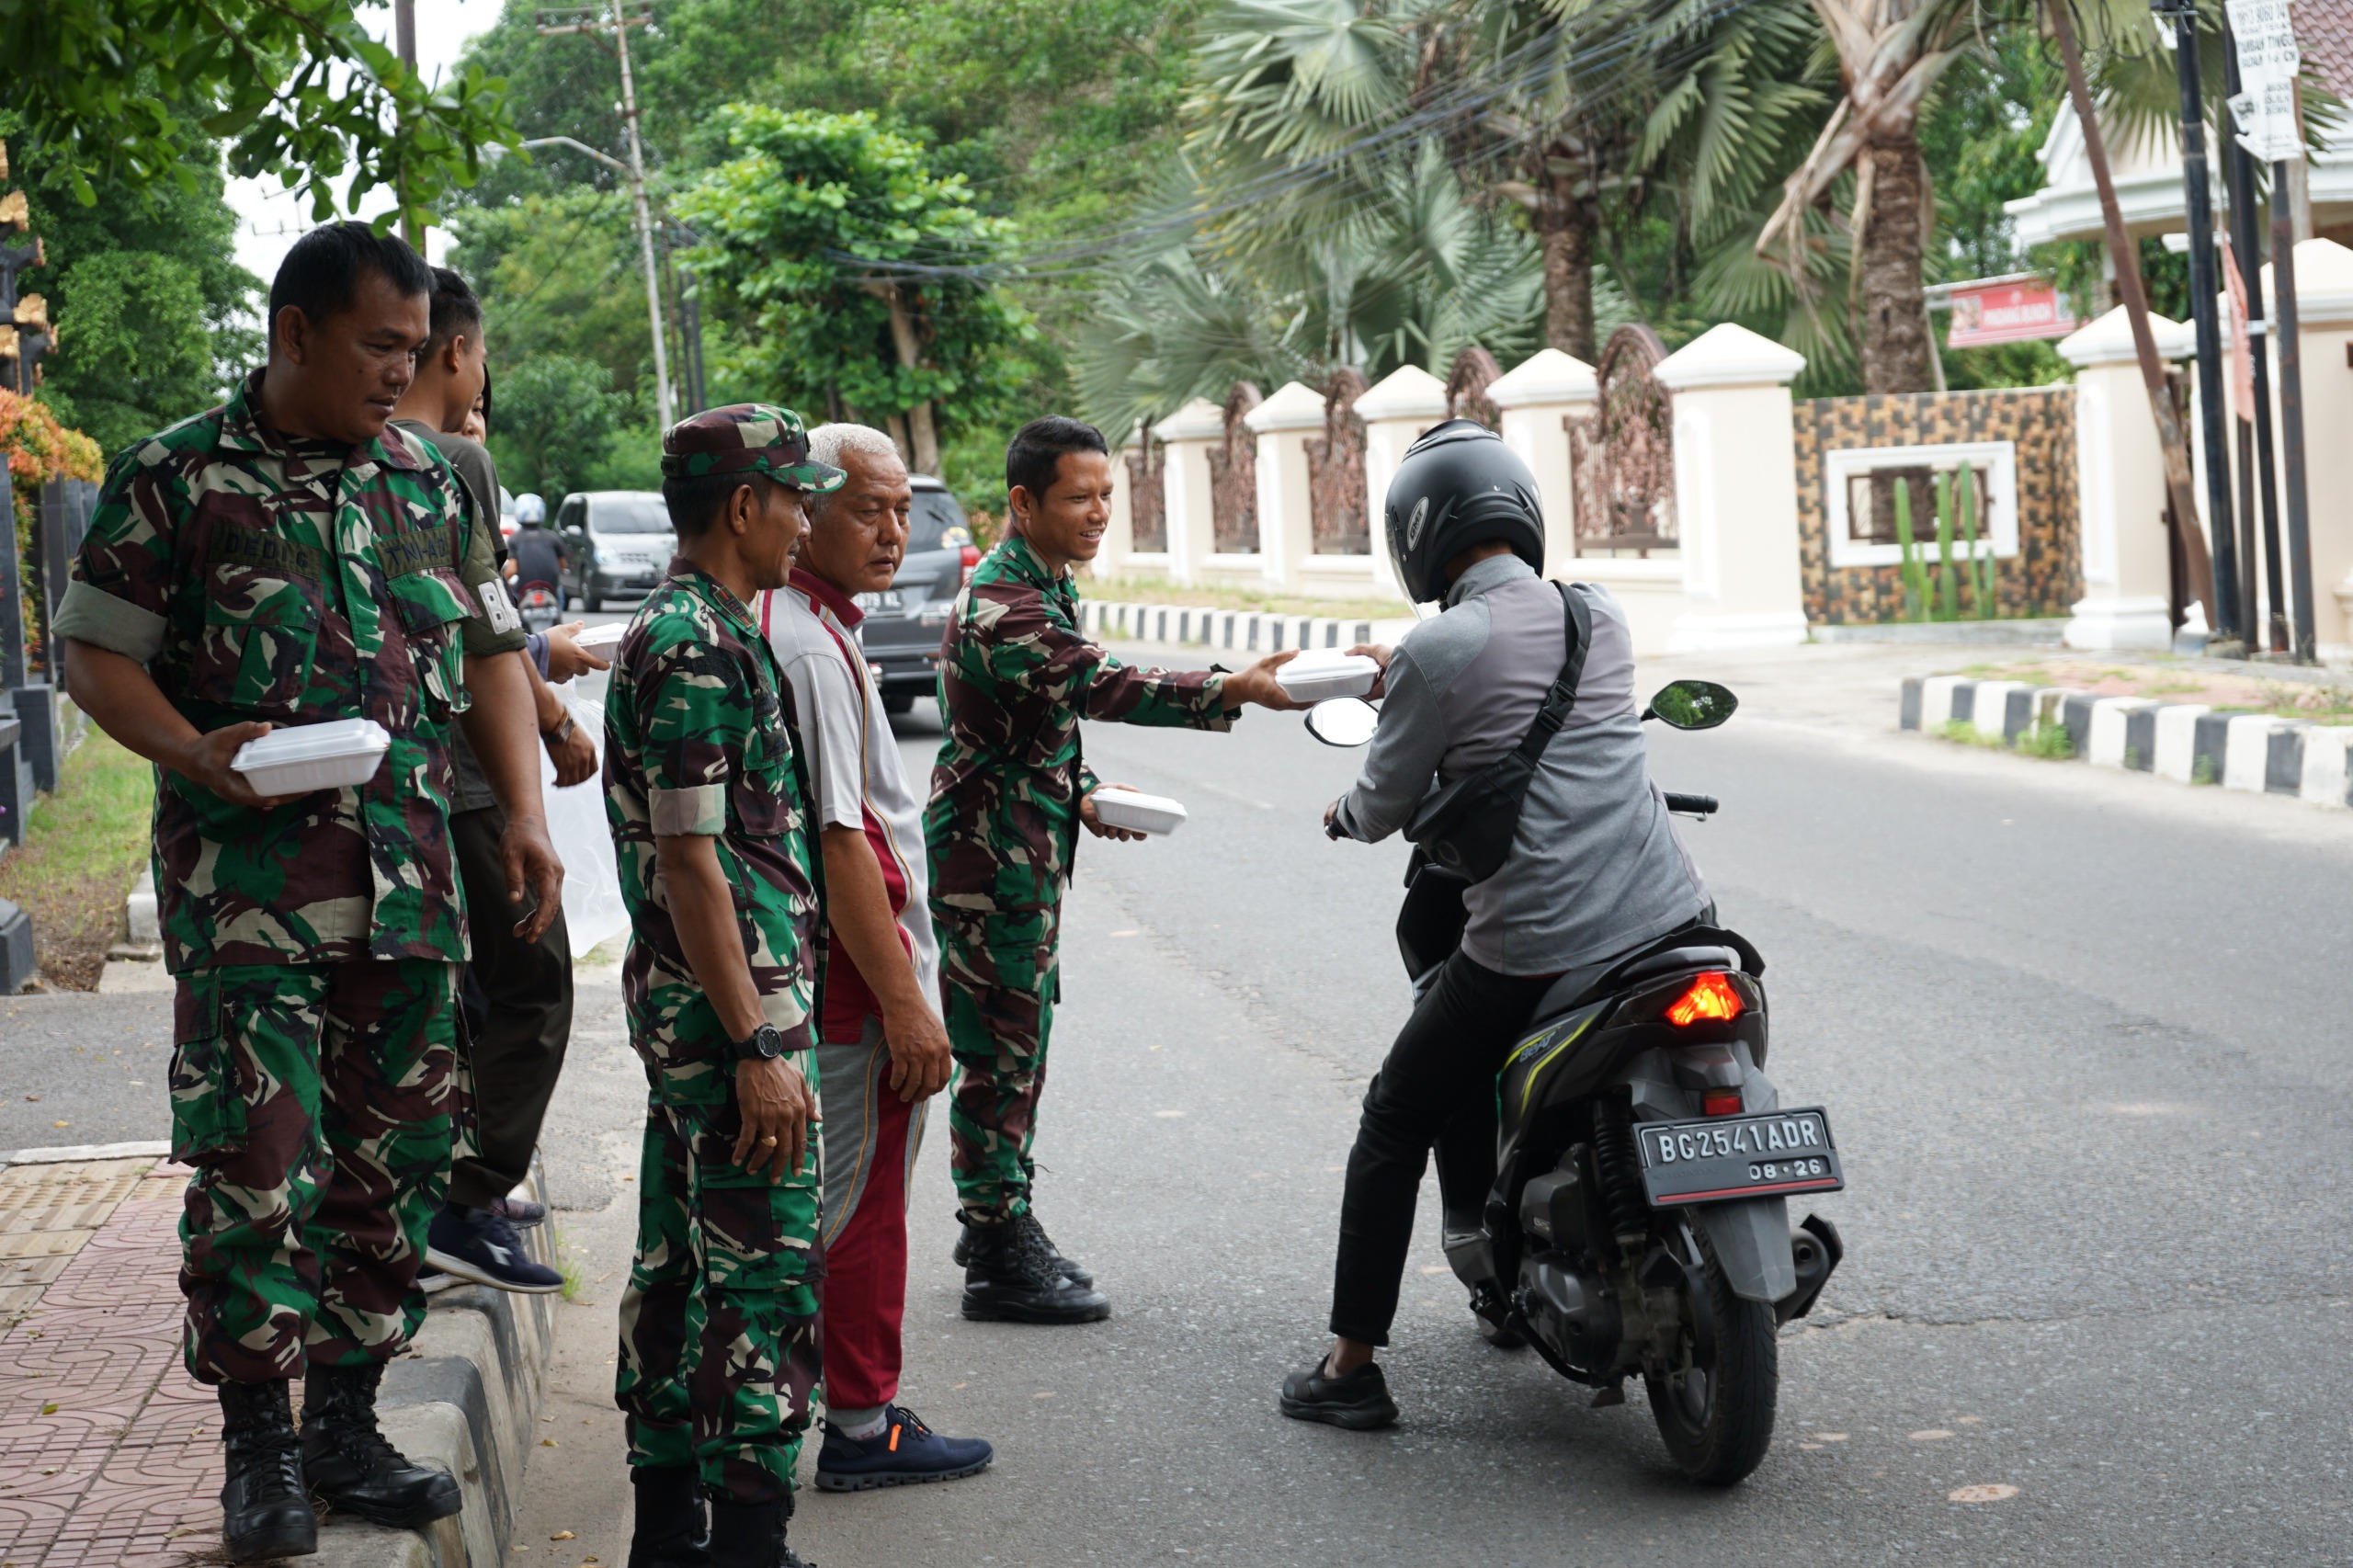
[
  {"x1": 1305, "y1": 697, "x2": 1380, "y2": 748},
  {"x1": 1643, "y1": 679, "x2": 1739, "y2": 731}
]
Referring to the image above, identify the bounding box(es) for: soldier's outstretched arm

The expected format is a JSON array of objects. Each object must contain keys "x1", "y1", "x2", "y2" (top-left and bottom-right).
[{"x1": 59, "y1": 640, "x2": 301, "y2": 811}]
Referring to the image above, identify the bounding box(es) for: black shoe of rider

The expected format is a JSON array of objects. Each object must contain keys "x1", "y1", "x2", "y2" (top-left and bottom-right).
[
  {"x1": 301, "y1": 1361, "x2": 464, "y2": 1528},
  {"x1": 1279, "y1": 1357, "x2": 1400, "y2": 1431},
  {"x1": 950, "y1": 1210, "x2": 1094, "y2": 1289},
  {"x1": 959, "y1": 1214, "x2": 1110, "y2": 1324},
  {"x1": 217, "y1": 1379, "x2": 318, "y2": 1563},
  {"x1": 627, "y1": 1464, "x2": 710, "y2": 1568}
]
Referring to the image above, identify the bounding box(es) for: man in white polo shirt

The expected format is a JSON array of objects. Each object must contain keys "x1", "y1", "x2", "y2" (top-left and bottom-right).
[{"x1": 757, "y1": 422, "x2": 995, "y2": 1491}]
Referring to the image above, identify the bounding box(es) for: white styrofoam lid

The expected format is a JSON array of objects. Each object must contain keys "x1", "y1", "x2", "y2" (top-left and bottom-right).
[
  {"x1": 1278, "y1": 651, "x2": 1380, "y2": 688},
  {"x1": 572, "y1": 621, "x2": 626, "y2": 649},
  {"x1": 233, "y1": 719, "x2": 392, "y2": 768},
  {"x1": 1090, "y1": 787, "x2": 1188, "y2": 818}
]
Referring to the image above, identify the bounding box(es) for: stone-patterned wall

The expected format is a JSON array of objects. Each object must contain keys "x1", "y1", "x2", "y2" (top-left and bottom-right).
[{"x1": 1793, "y1": 388, "x2": 2080, "y2": 624}]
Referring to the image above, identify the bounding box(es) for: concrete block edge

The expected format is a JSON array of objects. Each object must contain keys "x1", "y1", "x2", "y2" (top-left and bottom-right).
[{"x1": 1902, "y1": 677, "x2": 2347, "y2": 809}]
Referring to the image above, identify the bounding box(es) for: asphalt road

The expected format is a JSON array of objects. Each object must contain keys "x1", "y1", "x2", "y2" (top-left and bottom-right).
[{"x1": 17, "y1": 632, "x2": 2353, "y2": 1564}]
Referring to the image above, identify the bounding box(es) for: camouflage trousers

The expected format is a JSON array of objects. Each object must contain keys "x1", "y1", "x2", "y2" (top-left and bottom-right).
[
  {"x1": 615, "y1": 1047, "x2": 824, "y2": 1506},
  {"x1": 168, "y1": 959, "x2": 459, "y2": 1385},
  {"x1": 938, "y1": 904, "x2": 1061, "y2": 1224}
]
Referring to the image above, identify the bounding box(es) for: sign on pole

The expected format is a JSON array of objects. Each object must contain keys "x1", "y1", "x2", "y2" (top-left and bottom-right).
[
  {"x1": 1939, "y1": 276, "x2": 2079, "y2": 347},
  {"x1": 2225, "y1": 0, "x2": 2303, "y2": 164}
]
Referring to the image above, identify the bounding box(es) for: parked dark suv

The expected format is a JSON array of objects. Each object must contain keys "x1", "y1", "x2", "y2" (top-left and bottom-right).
[
  {"x1": 861, "y1": 475, "x2": 978, "y2": 713},
  {"x1": 555, "y1": 491, "x2": 676, "y2": 611}
]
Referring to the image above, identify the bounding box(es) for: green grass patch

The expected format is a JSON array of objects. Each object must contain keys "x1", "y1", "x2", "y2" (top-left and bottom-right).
[
  {"x1": 1936, "y1": 720, "x2": 2005, "y2": 750},
  {"x1": 1085, "y1": 573, "x2": 1408, "y2": 622},
  {"x1": 2191, "y1": 755, "x2": 2220, "y2": 786},
  {"x1": 2015, "y1": 721, "x2": 2077, "y2": 759},
  {"x1": 0, "y1": 722, "x2": 155, "y2": 990},
  {"x1": 551, "y1": 1222, "x2": 587, "y2": 1303}
]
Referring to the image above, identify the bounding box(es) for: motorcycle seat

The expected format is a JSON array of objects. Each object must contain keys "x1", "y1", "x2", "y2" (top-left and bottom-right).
[{"x1": 1531, "y1": 942, "x2": 1745, "y2": 1022}]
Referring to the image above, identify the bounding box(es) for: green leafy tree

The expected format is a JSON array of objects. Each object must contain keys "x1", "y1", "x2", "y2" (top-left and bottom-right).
[
  {"x1": 676, "y1": 108, "x2": 1033, "y2": 479},
  {"x1": 10, "y1": 140, "x2": 259, "y2": 455},
  {"x1": 448, "y1": 186, "x2": 655, "y2": 399},
  {"x1": 488, "y1": 354, "x2": 630, "y2": 501},
  {"x1": 8, "y1": 0, "x2": 512, "y2": 222}
]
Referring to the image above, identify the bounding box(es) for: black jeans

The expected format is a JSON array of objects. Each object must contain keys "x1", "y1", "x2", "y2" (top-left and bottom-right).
[
  {"x1": 449, "y1": 803, "x2": 573, "y2": 1210},
  {"x1": 1328, "y1": 949, "x2": 1557, "y2": 1346}
]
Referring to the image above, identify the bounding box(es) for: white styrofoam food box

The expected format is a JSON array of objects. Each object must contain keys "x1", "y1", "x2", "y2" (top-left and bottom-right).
[
  {"x1": 1276, "y1": 651, "x2": 1381, "y2": 703},
  {"x1": 1088, "y1": 787, "x2": 1188, "y2": 836},
  {"x1": 231, "y1": 719, "x2": 392, "y2": 795},
  {"x1": 571, "y1": 620, "x2": 627, "y2": 652}
]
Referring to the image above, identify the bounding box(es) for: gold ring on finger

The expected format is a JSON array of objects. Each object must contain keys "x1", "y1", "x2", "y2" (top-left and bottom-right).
[{"x1": 758, "y1": 1135, "x2": 779, "y2": 1146}]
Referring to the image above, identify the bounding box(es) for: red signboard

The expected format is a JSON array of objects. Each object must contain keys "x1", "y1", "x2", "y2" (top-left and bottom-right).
[{"x1": 1945, "y1": 278, "x2": 2077, "y2": 347}]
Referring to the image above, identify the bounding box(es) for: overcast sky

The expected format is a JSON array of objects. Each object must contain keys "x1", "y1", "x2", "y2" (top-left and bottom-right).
[{"x1": 224, "y1": 0, "x2": 506, "y2": 285}]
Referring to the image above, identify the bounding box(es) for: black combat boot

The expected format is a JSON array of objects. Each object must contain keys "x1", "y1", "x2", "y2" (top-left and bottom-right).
[
  {"x1": 300, "y1": 1361, "x2": 463, "y2": 1528},
  {"x1": 217, "y1": 1379, "x2": 318, "y2": 1562},
  {"x1": 628, "y1": 1465, "x2": 710, "y2": 1568},
  {"x1": 706, "y1": 1496, "x2": 817, "y2": 1568},
  {"x1": 951, "y1": 1209, "x2": 1094, "y2": 1289},
  {"x1": 958, "y1": 1212, "x2": 1111, "y2": 1324}
]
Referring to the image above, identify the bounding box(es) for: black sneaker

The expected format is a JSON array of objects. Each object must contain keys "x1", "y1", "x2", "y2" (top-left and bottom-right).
[
  {"x1": 814, "y1": 1406, "x2": 993, "y2": 1492},
  {"x1": 426, "y1": 1203, "x2": 564, "y2": 1294},
  {"x1": 1279, "y1": 1358, "x2": 1400, "y2": 1430},
  {"x1": 960, "y1": 1216, "x2": 1110, "y2": 1324},
  {"x1": 951, "y1": 1210, "x2": 1093, "y2": 1289}
]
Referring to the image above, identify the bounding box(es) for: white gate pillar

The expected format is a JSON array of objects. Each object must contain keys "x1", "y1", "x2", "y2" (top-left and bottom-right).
[
  {"x1": 1353, "y1": 365, "x2": 1451, "y2": 602},
  {"x1": 1486, "y1": 348, "x2": 1598, "y2": 580},
  {"x1": 2059, "y1": 306, "x2": 2192, "y2": 651},
  {"x1": 1651, "y1": 324, "x2": 1811, "y2": 651},
  {"x1": 1154, "y1": 398, "x2": 1225, "y2": 586},
  {"x1": 1245, "y1": 381, "x2": 1326, "y2": 594}
]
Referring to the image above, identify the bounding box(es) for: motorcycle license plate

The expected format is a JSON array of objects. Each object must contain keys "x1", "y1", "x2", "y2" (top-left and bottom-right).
[
  {"x1": 854, "y1": 590, "x2": 904, "y2": 614},
  {"x1": 1636, "y1": 1107, "x2": 1844, "y2": 1207}
]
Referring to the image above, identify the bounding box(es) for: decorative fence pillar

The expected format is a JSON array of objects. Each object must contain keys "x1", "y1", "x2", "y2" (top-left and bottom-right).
[
  {"x1": 1092, "y1": 420, "x2": 1139, "y2": 583},
  {"x1": 2059, "y1": 306, "x2": 2192, "y2": 651},
  {"x1": 1486, "y1": 348, "x2": 1598, "y2": 580},
  {"x1": 1155, "y1": 397, "x2": 1226, "y2": 585},
  {"x1": 1245, "y1": 381, "x2": 1328, "y2": 594},
  {"x1": 1353, "y1": 365, "x2": 1451, "y2": 601},
  {"x1": 1650, "y1": 324, "x2": 1811, "y2": 652},
  {"x1": 2272, "y1": 241, "x2": 2353, "y2": 655}
]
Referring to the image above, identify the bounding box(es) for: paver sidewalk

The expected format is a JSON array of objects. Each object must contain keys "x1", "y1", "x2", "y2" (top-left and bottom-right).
[{"x1": 0, "y1": 1153, "x2": 220, "y2": 1568}]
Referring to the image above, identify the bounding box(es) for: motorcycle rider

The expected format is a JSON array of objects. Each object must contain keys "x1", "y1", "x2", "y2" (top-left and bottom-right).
[
  {"x1": 506, "y1": 493, "x2": 565, "y2": 607},
  {"x1": 1280, "y1": 419, "x2": 1711, "y2": 1430}
]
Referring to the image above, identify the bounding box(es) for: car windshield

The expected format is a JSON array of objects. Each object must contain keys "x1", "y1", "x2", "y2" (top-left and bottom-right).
[
  {"x1": 592, "y1": 496, "x2": 674, "y2": 535},
  {"x1": 906, "y1": 491, "x2": 969, "y2": 554}
]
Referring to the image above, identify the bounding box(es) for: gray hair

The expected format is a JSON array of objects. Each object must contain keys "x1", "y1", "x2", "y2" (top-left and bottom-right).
[{"x1": 804, "y1": 423, "x2": 905, "y2": 517}]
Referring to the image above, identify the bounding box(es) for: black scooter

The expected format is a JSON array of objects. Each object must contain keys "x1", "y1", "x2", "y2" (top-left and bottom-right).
[{"x1": 1306, "y1": 678, "x2": 1845, "y2": 1484}]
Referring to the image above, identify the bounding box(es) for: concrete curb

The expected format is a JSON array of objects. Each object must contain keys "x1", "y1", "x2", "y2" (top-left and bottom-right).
[
  {"x1": 1078, "y1": 598, "x2": 1417, "y2": 655},
  {"x1": 1900, "y1": 675, "x2": 2353, "y2": 809}
]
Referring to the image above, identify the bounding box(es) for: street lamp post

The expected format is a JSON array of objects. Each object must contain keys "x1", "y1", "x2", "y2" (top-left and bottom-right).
[
  {"x1": 529, "y1": 0, "x2": 674, "y2": 429},
  {"x1": 2154, "y1": 0, "x2": 2240, "y2": 647}
]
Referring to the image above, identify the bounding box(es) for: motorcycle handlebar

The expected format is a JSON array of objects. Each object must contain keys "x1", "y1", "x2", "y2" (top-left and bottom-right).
[{"x1": 1663, "y1": 792, "x2": 1718, "y2": 817}]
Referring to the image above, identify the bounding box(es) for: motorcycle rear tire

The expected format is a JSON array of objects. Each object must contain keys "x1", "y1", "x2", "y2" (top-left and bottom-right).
[{"x1": 1643, "y1": 1219, "x2": 1777, "y2": 1486}]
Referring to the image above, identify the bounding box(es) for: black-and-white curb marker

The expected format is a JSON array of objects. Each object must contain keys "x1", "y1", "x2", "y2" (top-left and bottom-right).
[{"x1": 1901, "y1": 676, "x2": 2353, "y2": 807}]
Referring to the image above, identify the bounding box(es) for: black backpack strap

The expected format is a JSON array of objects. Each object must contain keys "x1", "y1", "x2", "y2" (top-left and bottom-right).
[{"x1": 1512, "y1": 582, "x2": 1592, "y2": 763}]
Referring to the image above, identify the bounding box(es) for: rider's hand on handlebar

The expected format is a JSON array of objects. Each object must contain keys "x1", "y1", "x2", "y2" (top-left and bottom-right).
[{"x1": 543, "y1": 622, "x2": 610, "y2": 681}]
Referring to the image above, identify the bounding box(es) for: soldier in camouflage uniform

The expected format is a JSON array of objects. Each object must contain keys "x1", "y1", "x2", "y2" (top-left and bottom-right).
[
  {"x1": 52, "y1": 222, "x2": 563, "y2": 1563},
  {"x1": 604, "y1": 404, "x2": 842, "y2": 1568},
  {"x1": 927, "y1": 415, "x2": 1302, "y2": 1324}
]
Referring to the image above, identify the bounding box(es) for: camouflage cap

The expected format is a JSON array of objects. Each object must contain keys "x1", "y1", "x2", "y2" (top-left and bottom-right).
[{"x1": 659, "y1": 403, "x2": 846, "y2": 492}]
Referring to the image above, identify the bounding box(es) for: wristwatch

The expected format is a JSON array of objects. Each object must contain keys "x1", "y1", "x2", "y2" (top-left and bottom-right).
[
  {"x1": 733, "y1": 1022, "x2": 786, "y2": 1061},
  {"x1": 542, "y1": 713, "x2": 577, "y2": 746}
]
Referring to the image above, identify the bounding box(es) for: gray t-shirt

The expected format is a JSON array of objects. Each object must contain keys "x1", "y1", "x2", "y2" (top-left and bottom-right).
[
  {"x1": 394, "y1": 417, "x2": 517, "y2": 813},
  {"x1": 1333, "y1": 554, "x2": 1707, "y2": 976}
]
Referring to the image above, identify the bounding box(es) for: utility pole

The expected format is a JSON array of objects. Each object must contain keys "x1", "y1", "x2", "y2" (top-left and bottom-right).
[
  {"x1": 394, "y1": 0, "x2": 425, "y2": 252},
  {"x1": 535, "y1": 1, "x2": 673, "y2": 428},
  {"x1": 2050, "y1": 0, "x2": 2217, "y2": 629},
  {"x1": 2155, "y1": 0, "x2": 2239, "y2": 646},
  {"x1": 2220, "y1": 21, "x2": 2284, "y2": 651}
]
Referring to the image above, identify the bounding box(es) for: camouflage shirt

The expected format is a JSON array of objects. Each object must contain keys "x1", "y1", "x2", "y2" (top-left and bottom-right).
[
  {"x1": 52, "y1": 369, "x2": 508, "y2": 972},
  {"x1": 926, "y1": 533, "x2": 1233, "y2": 915},
  {"x1": 605, "y1": 558, "x2": 823, "y2": 1090}
]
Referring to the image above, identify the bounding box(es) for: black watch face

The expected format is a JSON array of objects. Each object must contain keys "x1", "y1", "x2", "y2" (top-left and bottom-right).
[{"x1": 743, "y1": 1024, "x2": 783, "y2": 1058}]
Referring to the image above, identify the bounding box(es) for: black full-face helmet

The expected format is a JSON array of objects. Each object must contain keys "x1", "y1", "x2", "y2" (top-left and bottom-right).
[{"x1": 1382, "y1": 418, "x2": 1547, "y2": 604}]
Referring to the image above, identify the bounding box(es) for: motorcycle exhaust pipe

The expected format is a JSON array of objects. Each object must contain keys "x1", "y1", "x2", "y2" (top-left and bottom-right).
[{"x1": 1775, "y1": 1213, "x2": 1844, "y2": 1324}]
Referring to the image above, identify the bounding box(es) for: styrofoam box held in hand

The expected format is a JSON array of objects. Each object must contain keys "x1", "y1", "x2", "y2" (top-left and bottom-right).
[
  {"x1": 230, "y1": 719, "x2": 392, "y2": 795},
  {"x1": 1276, "y1": 651, "x2": 1381, "y2": 703},
  {"x1": 571, "y1": 620, "x2": 627, "y2": 652},
  {"x1": 1088, "y1": 787, "x2": 1188, "y2": 836}
]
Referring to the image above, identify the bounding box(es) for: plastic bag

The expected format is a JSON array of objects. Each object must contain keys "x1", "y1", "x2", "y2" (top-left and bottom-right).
[{"x1": 541, "y1": 684, "x2": 631, "y2": 954}]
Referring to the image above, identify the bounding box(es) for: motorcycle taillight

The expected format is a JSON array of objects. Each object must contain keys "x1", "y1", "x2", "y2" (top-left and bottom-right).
[
  {"x1": 1665, "y1": 971, "x2": 1744, "y2": 1028},
  {"x1": 961, "y1": 543, "x2": 981, "y2": 589},
  {"x1": 1701, "y1": 1088, "x2": 1744, "y2": 1117}
]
